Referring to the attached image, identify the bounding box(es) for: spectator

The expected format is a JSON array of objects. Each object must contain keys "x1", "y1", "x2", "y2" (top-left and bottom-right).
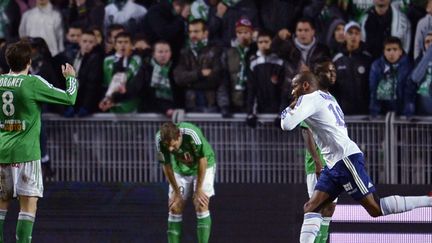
[
  {"x1": 99, "y1": 32, "x2": 143, "y2": 113},
  {"x1": 208, "y1": 0, "x2": 258, "y2": 47},
  {"x1": 0, "y1": 0, "x2": 21, "y2": 41},
  {"x1": 66, "y1": 0, "x2": 105, "y2": 30},
  {"x1": 409, "y1": 31, "x2": 432, "y2": 115},
  {"x1": 292, "y1": 18, "x2": 331, "y2": 71},
  {"x1": 139, "y1": 41, "x2": 177, "y2": 116},
  {"x1": 104, "y1": 0, "x2": 147, "y2": 35},
  {"x1": 64, "y1": 30, "x2": 104, "y2": 117},
  {"x1": 15, "y1": 0, "x2": 37, "y2": 15},
  {"x1": 56, "y1": 23, "x2": 82, "y2": 64},
  {"x1": 173, "y1": 19, "x2": 229, "y2": 115},
  {"x1": 324, "y1": 18, "x2": 346, "y2": 55},
  {"x1": 190, "y1": 0, "x2": 219, "y2": 21},
  {"x1": 246, "y1": 31, "x2": 289, "y2": 128},
  {"x1": 142, "y1": 0, "x2": 191, "y2": 61},
  {"x1": 332, "y1": 21, "x2": 373, "y2": 115},
  {"x1": 133, "y1": 34, "x2": 152, "y2": 64},
  {"x1": 360, "y1": 0, "x2": 411, "y2": 59},
  {"x1": 19, "y1": 0, "x2": 64, "y2": 56},
  {"x1": 414, "y1": 0, "x2": 432, "y2": 59},
  {"x1": 105, "y1": 24, "x2": 125, "y2": 55},
  {"x1": 369, "y1": 36, "x2": 413, "y2": 117},
  {"x1": 226, "y1": 16, "x2": 257, "y2": 113}
]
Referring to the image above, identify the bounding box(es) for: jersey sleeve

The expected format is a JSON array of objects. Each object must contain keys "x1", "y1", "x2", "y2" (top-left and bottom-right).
[
  {"x1": 280, "y1": 93, "x2": 320, "y2": 131},
  {"x1": 31, "y1": 75, "x2": 78, "y2": 105}
]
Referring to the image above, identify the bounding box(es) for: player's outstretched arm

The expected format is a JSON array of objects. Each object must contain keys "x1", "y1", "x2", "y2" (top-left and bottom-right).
[
  {"x1": 280, "y1": 95, "x2": 318, "y2": 131},
  {"x1": 32, "y1": 63, "x2": 78, "y2": 106},
  {"x1": 194, "y1": 157, "x2": 209, "y2": 208}
]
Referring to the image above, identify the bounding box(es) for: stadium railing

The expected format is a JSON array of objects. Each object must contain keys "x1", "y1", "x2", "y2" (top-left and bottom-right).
[{"x1": 42, "y1": 113, "x2": 431, "y2": 184}]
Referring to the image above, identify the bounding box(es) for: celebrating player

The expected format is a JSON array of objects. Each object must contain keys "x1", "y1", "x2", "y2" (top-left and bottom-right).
[
  {"x1": 300, "y1": 61, "x2": 337, "y2": 243},
  {"x1": 0, "y1": 40, "x2": 77, "y2": 242},
  {"x1": 280, "y1": 71, "x2": 432, "y2": 243},
  {"x1": 156, "y1": 122, "x2": 216, "y2": 243}
]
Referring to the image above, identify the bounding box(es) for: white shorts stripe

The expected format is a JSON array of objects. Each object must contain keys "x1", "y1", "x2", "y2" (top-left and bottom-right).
[{"x1": 343, "y1": 158, "x2": 368, "y2": 195}]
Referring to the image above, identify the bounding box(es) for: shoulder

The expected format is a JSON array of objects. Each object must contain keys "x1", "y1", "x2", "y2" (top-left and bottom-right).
[
  {"x1": 30, "y1": 75, "x2": 53, "y2": 87},
  {"x1": 332, "y1": 52, "x2": 344, "y2": 63},
  {"x1": 178, "y1": 122, "x2": 203, "y2": 144}
]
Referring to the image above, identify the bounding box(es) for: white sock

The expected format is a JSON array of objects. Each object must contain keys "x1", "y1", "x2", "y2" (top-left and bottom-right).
[
  {"x1": 321, "y1": 216, "x2": 331, "y2": 227},
  {"x1": 380, "y1": 195, "x2": 432, "y2": 216},
  {"x1": 299, "y1": 212, "x2": 322, "y2": 243}
]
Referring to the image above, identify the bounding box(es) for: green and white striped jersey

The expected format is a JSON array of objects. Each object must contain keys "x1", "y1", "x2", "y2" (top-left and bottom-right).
[
  {"x1": 103, "y1": 54, "x2": 142, "y2": 113},
  {"x1": 0, "y1": 74, "x2": 77, "y2": 163},
  {"x1": 156, "y1": 122, "x2": 216, "y2": 176}
]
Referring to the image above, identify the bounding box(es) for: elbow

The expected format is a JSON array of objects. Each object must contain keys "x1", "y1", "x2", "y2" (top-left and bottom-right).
[{"x1": 280, "y1": 120, "x2": 296, "y2": 131}]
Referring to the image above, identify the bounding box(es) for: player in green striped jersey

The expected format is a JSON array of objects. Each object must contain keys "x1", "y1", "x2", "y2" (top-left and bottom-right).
[
  {"x1": 0, "y1": 40, "x2": 77, "y2": 243},
  {"x1": 300, "y1": 61, "x2": 338, "y2": 243},
  {"x1": 156, "y1": 122, "x2": 216, "y2": 243}
]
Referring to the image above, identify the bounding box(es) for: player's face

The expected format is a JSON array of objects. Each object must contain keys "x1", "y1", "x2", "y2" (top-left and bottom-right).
[
  {"x1": 153, "y1": 43, "x2": 172, "y2": 66},
  {"x1": 296, "y1": 22, "x2": 315, "y2": 45},
  {"x1": 167, "y1": 136, "x2": 182, "y2": 152},
  {"x1": 322, "y1": 63, "x2": 337, "y2": 86},
  {"x1": 291, "y1": 77, "x2": 306, "y2": 99},
  {"x1": 383, "y1": 43, "x2": 403, "y2": 64},
  {"x1": 236, "y1": 28, "x2": 253, "y2": 46},
  {"x1": 79, "y1": 34, "x2": 96, "y2": 55}
]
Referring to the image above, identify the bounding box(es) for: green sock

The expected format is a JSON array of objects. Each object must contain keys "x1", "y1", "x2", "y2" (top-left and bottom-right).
[
  {"x1": 167, "y1": 213, "x2": 182, "y2": 243},
  {"x1": 314, "y1": 228, "x2": 322, "y2": 243},
  {"x1": 0, "y1": 210, "x2": 7, "y2": 243},
  {"x1": 16, "y1": 212, "x2": 35, "y2": 243},
  {"x1": 318, "y1": 217, "x2": 331, "y2": 243},
  {"x1": 197, "y1": 211, "x2": 211, "y2": 243}
]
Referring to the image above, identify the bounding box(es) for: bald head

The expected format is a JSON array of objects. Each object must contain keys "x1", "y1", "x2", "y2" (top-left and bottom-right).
[{"x1": 291, "y1": 71, "x2": 319, "y2": 99}]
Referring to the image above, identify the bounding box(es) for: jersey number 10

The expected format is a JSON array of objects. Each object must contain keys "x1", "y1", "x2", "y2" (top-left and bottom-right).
[
  {"x1": 328, "y1": 103, "x2": 345, "y2": 127},
  {"x1": 2, "y1": 91, "x2": 15, "y2": 116}
]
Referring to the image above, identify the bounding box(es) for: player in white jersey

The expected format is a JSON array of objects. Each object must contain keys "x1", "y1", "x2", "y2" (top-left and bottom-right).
[{"x1": 280, "y1": 71, "x2": 432, "y2": 243}]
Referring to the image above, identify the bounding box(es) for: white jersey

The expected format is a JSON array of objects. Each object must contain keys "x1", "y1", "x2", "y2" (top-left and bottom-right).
[{"x1": 280, "y1": 90, "x2": 362, "y2": 168}]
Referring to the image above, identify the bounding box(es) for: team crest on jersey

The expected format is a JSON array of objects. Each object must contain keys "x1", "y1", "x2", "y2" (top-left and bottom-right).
[{"x1": 358, "y1": 66, "x2": 365, "y2": 74}]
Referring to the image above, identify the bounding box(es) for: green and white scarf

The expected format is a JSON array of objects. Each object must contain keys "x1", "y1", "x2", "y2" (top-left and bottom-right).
[
  {"x1": 190, "y1": 39, "x2": 208, "y2": 57},
  {"x1": 377, "y1": 64, "x2": 398, "y2": 101},
  {"x1": 231, "y1": 39, "x2": 249, "y2": 90},
  {"x1": 151, "y1": 58, "x2": 173, "y2": 100}
]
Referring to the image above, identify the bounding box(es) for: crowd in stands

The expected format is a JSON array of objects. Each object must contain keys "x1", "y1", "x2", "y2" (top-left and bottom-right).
[{"x1": 1, "y1": 0, "x2": 432, "y2": 126}]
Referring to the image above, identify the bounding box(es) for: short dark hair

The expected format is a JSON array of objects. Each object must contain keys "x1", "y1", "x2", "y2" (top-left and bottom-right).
[
  {"x1": 383, "y1": 36, "x2": 403, "y2": 50},
  {"x1": 67, "y1": 22, "x2": 83, "y2": 31},
  {"x1": 296, "y1": 18, "x2": 315, "y2": 30},
  {"x1": 257, "y1": 30, "x2": 273, "y2": 40},
  {"x1": 294, "y1": 71, "x2": 319, "y2": 86},
  {"x1": 114, "y1": 32, "x2": 132, "y2": 42},
  {"x1": 160, "y1": 122, "x2": 180, "y2": 144},
  {"x1": 108, "y1": 24, "x2": 125, "y2": 37},
  {"x1": 189, "y1": 19, "x2": 207, "y2": 32},
  {"x1": 154, "y1": 40, "x2": 171, "y2": 50},
  {"x1": 81, "y1": 30, "x2": 95, "y2": 36},
  {"x1": 6, "y1": 40, "x2": 32, "y2": 72}
]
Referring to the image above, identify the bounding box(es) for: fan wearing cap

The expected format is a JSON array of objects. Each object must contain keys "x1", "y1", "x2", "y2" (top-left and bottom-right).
[
  {"x1": 332, "y1": 21, "x2": 373, "y2": 115},
  {"x1": 225, "y1": 17, "x2": 257, "y2": 113}
]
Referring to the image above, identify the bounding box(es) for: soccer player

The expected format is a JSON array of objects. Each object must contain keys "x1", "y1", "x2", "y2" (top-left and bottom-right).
[
  {"x1": 300, "y1": 61, "x2": 337, "y2": 243},
  {"x1": 156, "y1": 122, "x2": 216, "y2": 243},
  {"x1": 280, "y1": 71, "x2": 432, "y2": 243},
  {"x1": 0, "y1": 40, "x2": 77, "y2": 242}
]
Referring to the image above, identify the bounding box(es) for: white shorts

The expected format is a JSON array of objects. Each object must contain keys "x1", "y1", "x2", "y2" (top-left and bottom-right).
[
  {"x1": 0, "y1": 160, "x2": 44, "y2": 200},
  {"x1": 169, "y1": 166, "x2": 216, "y2": 201},
  {"x1": 306, "y1": 173, "x2": 337, "y2": 203}
]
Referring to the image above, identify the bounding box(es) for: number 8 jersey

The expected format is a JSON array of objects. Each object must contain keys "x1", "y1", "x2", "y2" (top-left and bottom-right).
[
  {"x1": 0, "y1": 74, "x2": 78, "y2": 163},
  {"x1": 280, "y1": 90, "x2": 361, "y2": 169}
]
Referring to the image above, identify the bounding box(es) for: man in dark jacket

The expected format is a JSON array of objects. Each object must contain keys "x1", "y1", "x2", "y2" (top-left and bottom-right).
[
  {"x1": 174, "y1": 19, "x2": 229, "y2": 115},
  {"x1": 246, "y1": 31, "x2": 290, "y2": 128},
  {"x1": 332, "y1": 21, "x2": 373, "y2": 115},
  {"x1": 141, "y1": 0, "x2": 191, "y2": 61},
  {"x1": 225, "y1": 16, "x2": 257, "y2": 112}
]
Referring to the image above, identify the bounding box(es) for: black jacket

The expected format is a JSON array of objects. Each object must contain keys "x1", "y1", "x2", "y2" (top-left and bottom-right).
[{"x1": 332, "y1": 43, "x2": 373, "y2": 115}]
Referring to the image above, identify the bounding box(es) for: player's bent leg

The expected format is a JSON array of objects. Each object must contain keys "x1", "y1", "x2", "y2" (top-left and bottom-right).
[
  {"x1": 193, "y1": 166, "x2": 215, "y2": 243},
  {"x1": 317, "y1": 202, "x2": 336, "y2": 243},
  {"x1": 16, "y1": 196, "x2": 38, "y2": 243}
]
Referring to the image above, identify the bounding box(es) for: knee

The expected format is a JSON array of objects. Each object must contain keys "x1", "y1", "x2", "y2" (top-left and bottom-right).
[
  {"x1": 321, "y1": 203, "x2": 336, "y2": 217},
  {"x1": 170, "y1": 205, "x2": 183, "y2": 215},
  {"x1": 194, "y1": 201, "x2": 209, "y2": 213},
  {"x1": 368, "y1": 209, "x2": 382, "y2": 218},
  {"x1": 303, "y1": 201, "x2": 318, "y2": 213}
]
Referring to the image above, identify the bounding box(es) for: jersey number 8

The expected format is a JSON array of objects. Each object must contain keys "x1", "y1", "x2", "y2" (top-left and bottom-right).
[{"x1": 2, "y1": 91, "x2": 15, "y2": 116}]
